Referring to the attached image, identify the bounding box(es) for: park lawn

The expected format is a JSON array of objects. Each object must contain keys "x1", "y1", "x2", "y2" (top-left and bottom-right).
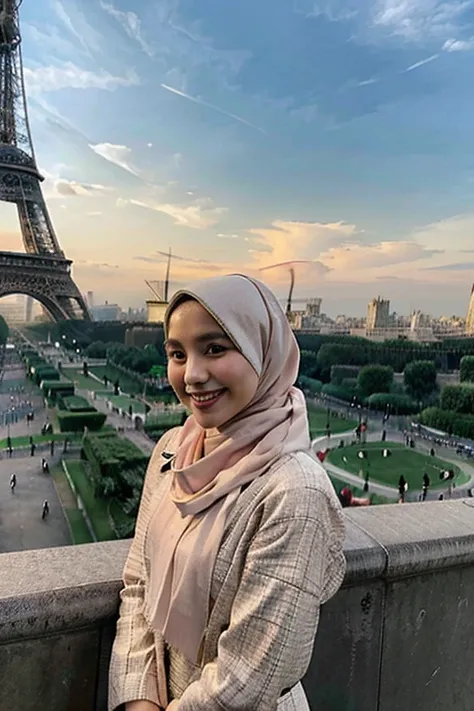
[
  {"x1": 308, "y1": 404, "x2": 358, "y2": 438},
  {"x1": 108, "y1": 394, "x2": 147, "y2": 414},
  {"x1": 327, "y1": 441, "x2": 470, "y2": 491},
  {"x1": 0, "y1": 432, "x2": 82, "y2": 449},
  {"x1": 90, "y1": 365, "x2": 142, "y2": 395},
  {"x1": 328, "y1": 472, "x2": 394, "y2": 505},
  {"x1": 63, "y1": 369, "x2": 113, "y2": 393},
  {"x1": 64, "y1": 460, "x2": 116, "y2": 541},
  {"x1": 50, "y1": 465, "x2": 93, "y2": 545},
  {"x1": 146, "y1": 411, "x2": 184, "y2": 427}
]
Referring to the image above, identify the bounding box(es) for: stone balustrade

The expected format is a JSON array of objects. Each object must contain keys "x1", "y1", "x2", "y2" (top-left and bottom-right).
[{"x1": 1, "y1": 499, "x2": 473, "y2": 710}]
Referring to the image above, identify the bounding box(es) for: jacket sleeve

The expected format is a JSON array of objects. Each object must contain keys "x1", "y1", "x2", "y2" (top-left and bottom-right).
[
  {"x1": 168, "y1": 480, "x2": 346, "y2": 711},
  {"x1": 108, "y1": 427, "x2": 181, "y2": 711}
]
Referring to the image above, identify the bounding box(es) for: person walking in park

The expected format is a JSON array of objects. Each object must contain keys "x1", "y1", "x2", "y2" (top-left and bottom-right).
[
  {"x1": 398, "y1": 475, "x2": 408, "y2": 503},
  {"x1": 108, "y1": 274, "x2": 346, "y2": 711},
  {"x1": 422, "y1": 472, "x2": 431, "y2": 501},
  {"x1": 41, "y1": 500, "x2": 49, "y2": 520},
  {"x1": 10, "y1": 473, "x2": 16, "y2": 494}
]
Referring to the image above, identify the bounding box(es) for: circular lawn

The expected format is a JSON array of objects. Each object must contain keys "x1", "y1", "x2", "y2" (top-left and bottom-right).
[{"x1": 327, "y1": 441, "x2": 470, "y2": 491}]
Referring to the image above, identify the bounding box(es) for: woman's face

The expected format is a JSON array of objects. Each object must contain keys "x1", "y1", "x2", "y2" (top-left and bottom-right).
[{"x1": 166, "y1": 300, "x2": 259, "y2": 429}]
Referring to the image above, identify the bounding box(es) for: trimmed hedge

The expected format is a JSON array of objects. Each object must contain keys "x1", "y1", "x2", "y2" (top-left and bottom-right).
[
  {"x1": 368, "y1": 393, "x2": 419, "y2": 414},
  {"x1": 419, "y1": 406, "x2": 474, "y2": 439},
  {"x1": 35, "y1": 367, "x2": 60, "y2": 386},
  {"x1": 460, "y1": 356, "x2": 474, "y2": 383},
  {"x1": 330, "y1": 365, "x2": 360, "y2": 385},
  {"x1": 322, "y1": 383, "x2": 358, "y2": 402},
  {"x1": 82, "y1": 432, "x2": 149, "y2": 479},
  {"x1": 59, "y1": 395, "x2": 96, "y2": 413},
  {"x1": 298, "y1": 375, "x2": 323, "y2": 395},
  {"x1": 41, "y1": 381, "x2": 75, "y2": 402},
  {"x1": 57, "y1": 411, "x2": 106, "y2": 432},
  {"x1": 440, "y1": 385, "x2": 474, "y2": 414}
]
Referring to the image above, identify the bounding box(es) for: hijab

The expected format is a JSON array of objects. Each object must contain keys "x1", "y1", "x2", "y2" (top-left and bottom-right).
[{"x1": 145, "y1": 274, "x2": 311, "y2": 667}]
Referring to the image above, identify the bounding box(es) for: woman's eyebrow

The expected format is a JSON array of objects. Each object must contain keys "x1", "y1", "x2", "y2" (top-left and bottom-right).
[{"x1": 164, "y1": 332, "x2": 229, "y2": 349}]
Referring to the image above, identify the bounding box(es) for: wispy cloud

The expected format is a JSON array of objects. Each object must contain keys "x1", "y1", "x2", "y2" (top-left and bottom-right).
[
  {"x1": 358, "y1": 78, "x2": 379, "y2": 86},
  {"x1": 117, "y1": 195, "x2": 227, "y2": 230},
  {"x1": 44, "y1": 178, "x2": 113, "y2": 199},
  {"x1": 403, "y1": 54, "x2": 439, "y2": 72},
  {"x1": 422, "y1": 261, "x2": 474, "y2": 271},
  {"x1": 100, "y1": 1, "x2": 154, "y2": 57},
  {"x1": 160, "y1": 84, "x2": 267, "y2": 134},
  {"x1": 372, "y1": 0, "x2": 474, "y2": 42},
  {"x1": 50, "y1": 0, "x2": 102, "y2": 55},
  {"x1": 89, "y1": 143, "x2": 140, "y2": 177},
  {"x1": 24, "y1": 62, "x2": 139, "y2": 93},
  {"x1": 443, "y1": 37, "x2": 474, "y2": 51}
]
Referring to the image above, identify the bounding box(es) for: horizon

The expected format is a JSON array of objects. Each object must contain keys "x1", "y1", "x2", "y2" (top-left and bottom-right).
[{"x1": 1, "y1": 0, "x2": 474, "y2": 315}]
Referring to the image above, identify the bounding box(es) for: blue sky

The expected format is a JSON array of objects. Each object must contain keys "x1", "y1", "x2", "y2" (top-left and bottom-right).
[{"x1": 3, "y1": 0, "x2": 474, "y2": 315}]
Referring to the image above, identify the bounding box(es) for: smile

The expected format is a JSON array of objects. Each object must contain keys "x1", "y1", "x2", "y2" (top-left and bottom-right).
[{"x1": 189, "y1": 389, "x2": 226, "y2": 409}]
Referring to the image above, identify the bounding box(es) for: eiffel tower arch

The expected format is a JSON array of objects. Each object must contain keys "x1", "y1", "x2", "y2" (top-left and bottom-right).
[{"x1": 0, "y1": 0, "x2": 90, "y2": 321}]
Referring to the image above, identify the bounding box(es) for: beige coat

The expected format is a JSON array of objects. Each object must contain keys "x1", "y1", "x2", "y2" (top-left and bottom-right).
[{"x1": 109, "y1": 427, "x2": 346, "y2": 711}]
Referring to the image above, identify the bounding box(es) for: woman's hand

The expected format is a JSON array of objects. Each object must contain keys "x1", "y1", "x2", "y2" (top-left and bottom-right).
[{"x1": 125, "y1": 701, "x2": 162, "y2": 711}]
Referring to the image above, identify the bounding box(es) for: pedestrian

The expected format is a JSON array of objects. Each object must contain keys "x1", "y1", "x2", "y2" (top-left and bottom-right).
[
  {"x1": 41, "y1": 458, "x2": 49, "y2": 474},
  {"x1": 50, "y1": 439, "x2": 55, "y2": 456},
  {"x1": 381, "y1": 429, "x2": 387, "y2": 442},
  {"x1": 10, "y1": 473, "x2": 16, "y2": 493},
  {"x1": 108, "y1": 274, "x2": 346, "y2": 711},
  {"x1": 41, "y1": 499, "x2": 49, "y2": 519},
  {"x1": 398, "y1": 475, "x2": 408, "y2": 503},
  {"x1": 422, "y1": 472, "x2": 430, "y2": 501}
]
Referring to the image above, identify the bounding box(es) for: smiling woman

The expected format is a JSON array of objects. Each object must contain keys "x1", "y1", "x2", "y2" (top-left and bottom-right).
[{"x1": 108, "y1": 274, "x2": 346, "y2": 711}]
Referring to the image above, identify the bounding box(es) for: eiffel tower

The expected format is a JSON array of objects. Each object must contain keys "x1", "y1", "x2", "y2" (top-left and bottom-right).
[{"x1": 0, "y1": 0, "x2": 90, "y2": 321}]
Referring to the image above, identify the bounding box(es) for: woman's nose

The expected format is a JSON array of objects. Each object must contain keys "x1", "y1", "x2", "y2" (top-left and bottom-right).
[{"x1": 184, "y1": 355, "x2": 208, "y2": 385}]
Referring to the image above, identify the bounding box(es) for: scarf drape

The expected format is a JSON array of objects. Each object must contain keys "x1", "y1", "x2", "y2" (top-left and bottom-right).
[{"x1": 145, "y1": 274, "x2": 311, "y2": 667}]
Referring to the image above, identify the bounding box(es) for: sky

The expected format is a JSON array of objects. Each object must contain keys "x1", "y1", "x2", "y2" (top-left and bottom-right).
[{"x1": 2, "y1": 0, "x2": 474, "y2": 316}]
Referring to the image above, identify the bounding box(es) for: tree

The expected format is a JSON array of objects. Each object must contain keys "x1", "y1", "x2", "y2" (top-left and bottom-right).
[
  {"x1": 460, "y1": 356, "x2": 474, "y2": 383},
  {"x1": 357, "y1": 365, "x2": 393, "y2": 398},
  {"x1": 404, "y1": 360, "x2": 437, "y2": 400}
]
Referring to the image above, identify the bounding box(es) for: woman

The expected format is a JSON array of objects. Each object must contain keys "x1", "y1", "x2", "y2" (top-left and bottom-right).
[{"x1": 109, "y1": 274, "x2": 346, "y2": 711}]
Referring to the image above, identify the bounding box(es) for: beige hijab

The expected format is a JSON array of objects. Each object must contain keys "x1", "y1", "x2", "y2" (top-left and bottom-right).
[{"x1": 145, "y1": 274, "x2": 310, "y2": 667}]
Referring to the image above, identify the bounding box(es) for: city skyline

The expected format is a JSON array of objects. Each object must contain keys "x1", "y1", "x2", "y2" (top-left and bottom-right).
[{"x1": 1, "y1": 0, "x2": 474, "y2": 315}]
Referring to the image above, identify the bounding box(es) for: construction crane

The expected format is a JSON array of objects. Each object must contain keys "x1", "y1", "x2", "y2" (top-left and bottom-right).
[
  {"x1": 145, "y1": 248, "x2": 211, "y2": 302},
  {"x1": 260, "y1": 260, "x2": 314, "y2": 316}
]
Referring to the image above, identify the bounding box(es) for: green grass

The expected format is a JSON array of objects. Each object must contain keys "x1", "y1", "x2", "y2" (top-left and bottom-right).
[
  {"x1": 308, "y1": 404, "x2": 359, "y2": 438},
  {"x1": 50, "y1": 465, "x2": 93, "y2": 545},
  {"x1": 90, "y1": 365, "x2": 143, "y2": 395},
  {"x1": 64, "y1": 369, "x2": 113, "y2": 392},
  {"x1": 108, "y1": 394, "x2": 147, "y2": 414},
  {"x1": 327, "y1": 441, "x2": 470, "y2": 490},
  {"x1": 64, "y1": 460, "x2": 116, "y2": 541},
  {"x1": 328, "y1": 472, "x2": 394, "y2": 505},
  {"x1": 0, "y1": 432, "x2": 82, "y2": 449}
]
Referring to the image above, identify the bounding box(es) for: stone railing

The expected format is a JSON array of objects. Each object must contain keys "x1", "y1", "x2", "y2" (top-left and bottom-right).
[{"x1": 1, "y1": 500, "x2": 474, "y2": 710}]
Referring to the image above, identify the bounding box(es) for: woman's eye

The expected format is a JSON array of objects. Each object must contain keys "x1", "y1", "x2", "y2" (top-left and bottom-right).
[
  {"x1": 207, "y1": 344, "x2": 226, "y2": 355},
  {"x1": 168, "y1": 350, "x2": 185, "y2": 361}
]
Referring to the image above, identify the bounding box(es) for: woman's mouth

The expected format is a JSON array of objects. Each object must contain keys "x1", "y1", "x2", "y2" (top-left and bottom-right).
[{"x1": 189, "y1": 389, "x2": 226, "y2": 409}]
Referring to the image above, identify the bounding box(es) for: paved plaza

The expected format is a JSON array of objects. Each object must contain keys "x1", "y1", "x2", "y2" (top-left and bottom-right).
[{"x1": 0, "y1": 455, "x2": 71, "y2": 552}]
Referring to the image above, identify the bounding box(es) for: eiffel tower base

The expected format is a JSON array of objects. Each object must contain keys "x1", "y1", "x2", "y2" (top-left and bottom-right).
[{"x1": 0, "y1": 251, "x2": 90, "y2": 321}]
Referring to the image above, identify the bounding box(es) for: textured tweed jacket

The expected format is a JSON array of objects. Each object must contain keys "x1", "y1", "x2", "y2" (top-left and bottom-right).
[{"x1": 109, "y1": 427, "x2": 346, "y2": 711}]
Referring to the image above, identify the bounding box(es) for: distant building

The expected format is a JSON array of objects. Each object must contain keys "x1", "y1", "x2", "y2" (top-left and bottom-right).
[
  {"x1": 86, "y1": 291, "x2": 94, "y2": 309},
  {"x1": 91, "y1": 301, "x2": 121, "y2": 321},
  {"x1": 0, "y1": 295, "x2": 26, "y2": 324},
  {"x1": 125, "y1": 325, "x2": 163, "y2": 348},
  {"x1": 25, "y1": 296, "x2": 33, "y2": 323},
  {"x1": 466, "y1": 284, "x2": 474, "y2": 335},
  {"x1": 367, "y1": 297, "x2": 390, "y2": 329}
]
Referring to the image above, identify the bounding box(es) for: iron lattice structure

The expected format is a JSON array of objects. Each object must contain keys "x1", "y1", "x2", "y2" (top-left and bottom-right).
[{"x1": 0, "y1": 0, "x2": 90, "y2": 321}]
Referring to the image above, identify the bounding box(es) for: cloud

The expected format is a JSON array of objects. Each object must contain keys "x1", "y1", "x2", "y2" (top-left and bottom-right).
[
  {"x1": 89, "y1": 143, "x2": 139, "y2": 176},
  {"x1": 100, "y1": 1, "x2": 154, "y2": 57},
  {"x1": 217, "y1": 233, "x2": 240, "y2": 239},
  {"x1": 24, "y1": 62, "x2": 139, "y2": 94},
  {"x1": 44, "y1": 178, "x2": 113, "y2": 199},
  {"x1": 412, "y1": 213, "x2": 474, "y2": 251},
  {"x1": 403, "y1": 54, "x2": 439, "y2": 72},
  {"x1": 358, "y1": 78, "x2": 379, "y2": 86},
  {"x1": 372, "y1": 0, "x2": 474, "y2": 41},
  {"x1": 422, "y1": 261, "x2": 474, "y2": 271},
  {"x1": 75, "y1": 260, "x2": 120, "y2": 269},
  {"x1": 51, "y1": 0, "x2": 99, "y2": 55},
  {"x1": 321, "y1": 241, "x2": 440, "y2": 270},
  {"x1": 443, "y1": 36, "x2": 474, "y2": 51},
  {"x1": 248, "y1": 219, "x2": 360, "y2": 269},
  {"x1": 160, "y1": 84, "x2": 267, "y2": 134},
  {"x1": 118, "y1": 196, "x2": 227, "y2": 229},
  {"x1": 86, "y1": 211, "x2": 103, "y2": 216}
]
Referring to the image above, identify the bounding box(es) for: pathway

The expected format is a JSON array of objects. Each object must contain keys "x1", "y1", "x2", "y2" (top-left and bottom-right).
[{"x1": 0, "y1": 455, "x2": 71, "y2": 552}]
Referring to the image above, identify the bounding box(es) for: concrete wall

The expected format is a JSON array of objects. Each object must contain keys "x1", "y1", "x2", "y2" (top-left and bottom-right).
[{"x1": 1, "y1": 501, "x2": 474, "y2": 710}]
